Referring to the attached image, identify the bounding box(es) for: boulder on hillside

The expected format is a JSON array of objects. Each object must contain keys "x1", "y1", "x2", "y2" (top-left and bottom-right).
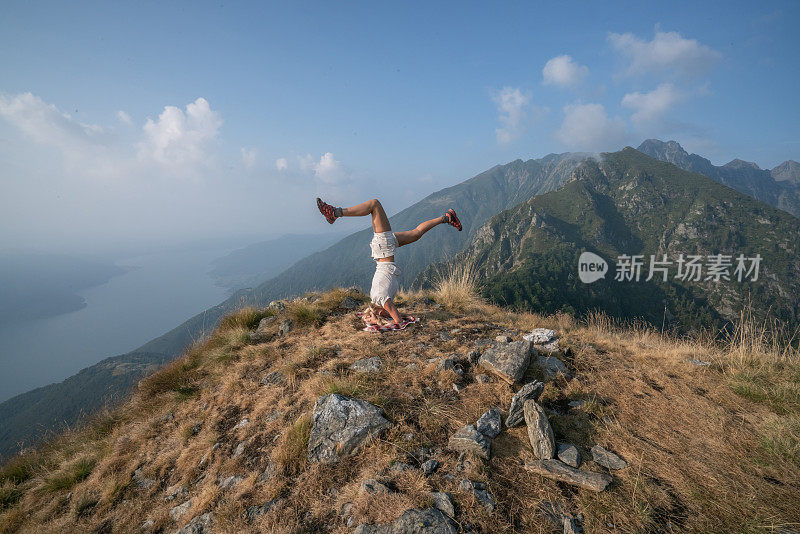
[
  {"x1": 557, "y1": 443, "x2": 581, "y2": 468},
  {"x1": 523, "y1": 328, "x2": 556, "y2": 344},
  {"x1": 176, "y1": 512, "x2": 213, "y2": 534},
  {"x1": 448, "y1": 424, "x2": 491, "y2": 459},
  {"x1": 307, "y1": 394, "x2": 391, "y2": 464},
  {"x1": 523, "y1": 400, "x2": 555, "y2": 460},
  {"x1": 590, "y1": 445, "x2": 627, "y2": 470},
  {"x1": 350, "y1": 357, "x2": 383, "y2": 373},
  {"x1": 478, "y1": 340, "x2": 534, "y2": 384},
  {"x1": 354, "y1": 507, "x2": 457, "y2": 534},
  {"x1": 531, "y1": 354, "x2": 569, "y2": 380},
  {"x1": 476, "y1": 407, "x2": 502, "y2": 438},
  {"x1": 524, "y1": 459, "x2": 612, "y2": 492},
  {"x1": 505, "y1": 380, "x2": 545, "y2": 427}
]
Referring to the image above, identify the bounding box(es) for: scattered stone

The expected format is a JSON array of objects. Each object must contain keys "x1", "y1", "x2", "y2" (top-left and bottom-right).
[
  {"x1": 217, "y1": 475, "x2": 244, "y2": 489},
  {"x1": 557, "y1": 443, "x2": 581, "y2": 468},
  {"x1": 268, "y1": 300, "x2": 285, "y2": 311},
  {"x1": 360, "y1": 478, "x2": 391, "y2": 495},
  {"x1": 258, "y1": 462, "x2": 276, "y2": 483},
  {"x1": 495, "y1": 335, "x2": 512, "y2": 343},
  {"x1": 354, "y1": 508, "x2": 456, "y2": 534},
  {"x1": 257, "y1": 316, "x2": 277, "y2": 330},
  {"x1": 467, "y1": 350, "x2": 482, "y2": 365},
  {"x1": 140, "y1": 519, "x2": 155, "y2": 530},
  {"x1": 476, "y1": 407, "x2": 502, "y2": 438},
  {"x1": 568, "y1": 400, "x2": 586, "y2": 409},
  {"x1": 198, "y1": 442, "x2": 219, "y2": 468},
  {"x1": 404, "y1": 363, "x2": 418, "y2": 371},
  {"x1": 523, "y1": 328, "x2": 556, "y2": 344},
  {"x1": 436, "y1": 358, "x2": 455, "y2": 372},
  {"x1": 448, "y1": 424, "x2": 491, "y2": 459},
  {"x1": 161, "y1": 412, "x2": 175, "y2": 423},
  {"x1": 505, "y1": 380, "x2": 545, "y2": 427},
  {"x1": 278, "y1": 319, "x2": 293, "y2": 336},
  {"x1": 390, "y1": 462, "x2": 413, "y2": 474},
  {"x1": 260, "y1": 371, "x2": 286, "y2": 386},
  {"x1": 133, "y1": 467, "x2": 156, "y2": 489},
  {"x1": 340, "y1": 502, "x2": 355, "y2": 527},
  {"x1": 478, "y1": 340, "x2": 534, "y2": 385},
  {"x1": 458, "y1": 479, "x2": 496, "y2": 513},
  {"x1": 532, "y1": 353, "x2": 569, "y2": 380},
  {"x1": 249, "y1": 330, "x2": 273, "y2": 343},
  {"x1": 438, "y1": 331, "x2": 454, "y2": 342},
  {"x1": 688, "y1": 358, "x2": 711, "y2": 366},
  {"x1": 523, "y1": 400, "x2": 555, "y2": 460},
  {"x1": 264, "y1": 411, "x2": 281, "y2": 423},
  {"x1": 164, "y1": 484, "x2": 188, "y2": 502},
  {"x1": 245, "y1": 499, "x2": 281, "y2": 521},
  {"x1": 524, "y1": 459, "x2": 612, "y2": 492},
  {"x1": 169, "y1": 498, "x2": 193, "y2": 521},
  {"x1": 452, "y1": 383, "x2": 464, "y2": 393},
  {"x1": 591, "y1": 445, "x2": 627, "y2": 470},
  {"x1": 338, "y1": 296, "x2": 360, "y2": 310},
  {"x1": 176, "y1": 512, "x2": 213, "y2": 534},
  {"x1": 537, "y1": 501, "x2": 566, "y2": 528},
  {"x1": 475, "y1": 374, "x2": 493, "y2": 383},
  {"x1": 430, "y1": 492, "x2": 455, "y2": 518},
  {"x1": 232, "y1": 418, "x2": 250, "y2": 430},
  {"x1": 540, "y1": 339, "x2": 561, "y2": 353},
  {"x1": 351, "y1": 356, "x2": 383, "y2": 373},
  {"x1": 563, "y1": 514, "x2": 583, "y2": 534},
  {"x1": 421, "y1": 459, "x2": 440, "y2": 476},
  {"x1": 307, "y1": 394, "x2": 392, "y2": 464}
]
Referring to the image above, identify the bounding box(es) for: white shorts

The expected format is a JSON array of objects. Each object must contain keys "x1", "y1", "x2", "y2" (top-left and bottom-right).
[
  {"x1": 370, "y1": 262, "x2": 401, "y2": 307},
  {"x1": 369, "y1": 231, "x2": 398, "y2": 260}
]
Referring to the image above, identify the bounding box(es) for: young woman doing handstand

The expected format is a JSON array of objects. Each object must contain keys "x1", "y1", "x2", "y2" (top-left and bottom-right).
[{"x1": 316, "y1": 198, "x2": 461, "y2": 326}]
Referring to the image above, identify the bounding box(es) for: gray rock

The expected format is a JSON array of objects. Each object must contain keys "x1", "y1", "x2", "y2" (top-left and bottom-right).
[
  {"x1": 268, "y1": 300, "x2": 285, "y2": 311},
  {"x1": 244, "y1": 498, "x2": 281, "y2": 521},
  {"x1": 568, "y1": 400, "x2": 585, "y2": 409},
  {"x1": 421, "y1": 459, "x2": 440, "y2": 476},
  {"x1": 141, "y1": 518, "x2": 155, "y2": 531},
  {"x1": 532, "y1": 354, "x2": 569, "y2": 380},
  {"x1": 540, "y1": 339, "x2": 561, "y2": 353},
  {"x1": 563, "y1": 514, "x2": 583, "y2": 534},
  {"x1": 307, "y1": 394, "x2": 392, "y2": 464},
  {"x1": 360, "y1": 478, "x2": 391, "y2": 494},
  {"x1": 404, "y1": 363, "x2": 418, "y2": 371},
  {"x1": 438, "y1": 331, "x2": 454, "y2": 342},
  {"x1": 351, "y1": 357, "x2": 383, "y2": 373},
  {"x1": 354, "y1": 508, "x2": 456, "y2": 534},
  {"x1": 217, "y1": 475, "x2": 243, "y2": 489},
  {"x1": 476, "y1": 408, "x2": 502, "y2": 438},
  {"x1": 458, "y1": 479, "x2": 496, "y2": 513},
  {"x1": 475, "y1": 374, "x2": 493, "y2": 383},
  {"x1": 339, "y1": 296, "x2": 360, "y2": 310},
  {"x1": 478, "y1": 340, "x2": 534, "y2": 384},
  {"x1": 495, "y1": 335, "x2": 512, "y2": 343},
  {"x1": 523, "y1": 400, "x2": 555, "y2": 460},
  {"x1": 390, "y1": 462, "x2": 413, "y2": 473},
  {"x1": 688, "y1": 358, "x2": 711, "y2": 366},
  {"x1": 261, "y1": 371, "x2": 286, "y2": 386},
  {"x1": 452, "y1": 383, "x2": 464, "y2": 393},
  {"x1": 523, "y1": 328, "x2": 556, "y2": 344},
  {"x1": 447, "y1": 424, "x2": 490, "y2": 459},
  {"x1": 467, "y1": 350, "x2": 482, "y2": 365},
  {"x1": 133, "y1": 467, "x2": 156, "y2": 489},
  {"x1": 198, "y1": 442, "x2": 219, "y2": 468},
  {"x1": 176, "y1": 512, "x2": 213, "y2": 534},
  {"x1": 170, "y1": 498, "x2": 193, "y2": 521},
  {"x1": 232, "y1": 418, "x2": 250, "y2": 430},
  {"x1": 557, "y1": 443, "x2": 581, "y2": 468},
  {"x1": 278, "y1": 319, "x2": 293, "y2": 336},
  {"x1": 591, "y1": 445, "x2": 627, "y2": 470},
  {"x1": 505, "y1": 380, "x2": 545, "y2": 427},
  {"x1": 164, "y1": 484, "x2": 188, "y2": 502},
  {"x1": 435, "y1": 358, "x2": 455, "y2": 372},
  {"x1": 524, "y1": 459, "x2": 612, "y2": 492},
  {"x1": 430, "y1": 492, "x2": 454, "y2": 518},
  {"x1": 257, "y1": 316, "x2": 277, "y2": 330}
]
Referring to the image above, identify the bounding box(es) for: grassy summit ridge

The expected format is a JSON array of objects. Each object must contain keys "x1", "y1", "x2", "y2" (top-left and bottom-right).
[{"x1": 1, "y1": 286, "x2": 798, "y2": 533}]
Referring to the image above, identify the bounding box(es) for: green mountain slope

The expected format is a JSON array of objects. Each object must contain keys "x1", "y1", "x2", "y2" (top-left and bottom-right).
[
  {"x1": 417, "y1": 148, "x2": 800, "y2": 332},
  {"x1": 638, "y1": 139, "x2": 800, "y2": 218}
]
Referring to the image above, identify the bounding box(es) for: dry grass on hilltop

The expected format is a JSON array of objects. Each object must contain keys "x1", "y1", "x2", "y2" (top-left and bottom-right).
[{"x1": 1, "y1": 278, "x2": 799, "y2": 533}]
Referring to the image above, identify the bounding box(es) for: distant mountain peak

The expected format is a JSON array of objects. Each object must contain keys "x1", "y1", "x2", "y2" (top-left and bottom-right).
[
  {"x1": 772, "y1": 160, "x2": 800, "y2": 184},
  {"x1": 724, "y1": 158, "x2": 761, "y2": 170}
]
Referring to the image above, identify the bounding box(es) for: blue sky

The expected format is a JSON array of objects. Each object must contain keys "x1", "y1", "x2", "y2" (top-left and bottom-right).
[{"x1": 1, "y1": 1, "x2": 798, "y2": 251}]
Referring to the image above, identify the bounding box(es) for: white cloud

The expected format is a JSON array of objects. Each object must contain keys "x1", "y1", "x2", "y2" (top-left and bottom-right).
[
  {"x1": 138, "y1": 97, "x2": 222, "y2": 171},
  {"x1": 275, "y1": 157, "x2": 288, "y2": 171},
  {"x1": 117, "y1": 110, "x2": 132, "y2": 124},
  {"x1": 241, "y1": 147, "x2": 257, "y2": 171},
  {"x1": 313, "y1": 152, "x2": 345, "y2": 184},
  {"x1": 608, "y1": 29, "x2": 721, "y2": 79},
  {"x1": 621, "y1": 83, "x2": 683, "y2": 128},
  {"x1": 555, "y1": 103, "x2": 627, "y2": 151},
  {"x1": 0, "y1": 92, "x2": 105, "y2": 151},
  {"x1": 542, "y1": 55, "x2": 589, "y2": 88},
  {"x1": 493, "y1": 86, "x2": 531, "y2": 144}
]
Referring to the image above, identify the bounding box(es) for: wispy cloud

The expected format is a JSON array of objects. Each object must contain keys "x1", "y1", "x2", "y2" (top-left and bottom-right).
[
  {"x1": 555, "y1": 102, "x2": 627, "y2": 151},
  {"x1": 608, "y1": 29, "x2": 721, "y2": 79},
  {"x1": 493, "y1": 86, "x2": 531, "y2": 144},
  {"x1": 542, "y1": 55, "x2": 589, "y2": 88},
  {"x1": 621, "y1": 83, "x2": 684, "y2": 129}
]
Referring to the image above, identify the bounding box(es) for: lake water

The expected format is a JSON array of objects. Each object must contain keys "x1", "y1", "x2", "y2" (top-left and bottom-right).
[{"x1": 0, "y1": 246, "x2": 235, "y2": 402}]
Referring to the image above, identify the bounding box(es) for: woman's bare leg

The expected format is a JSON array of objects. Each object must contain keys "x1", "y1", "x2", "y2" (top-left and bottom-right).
[
  {"x1": 341, "y1": 199, "x2": 392, "y2": 233},
  {"x1": 395, "y1": 216, "x2": 444, "y2": 247}
]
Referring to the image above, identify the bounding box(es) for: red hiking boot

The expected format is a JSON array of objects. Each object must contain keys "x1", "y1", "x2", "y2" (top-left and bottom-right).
[
  {"x1": 316, "y1": 198, "x2": 337, "y2": 224},
  {"x1": 444, "y1": 208, "x2": 462, "y2": 231}
]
